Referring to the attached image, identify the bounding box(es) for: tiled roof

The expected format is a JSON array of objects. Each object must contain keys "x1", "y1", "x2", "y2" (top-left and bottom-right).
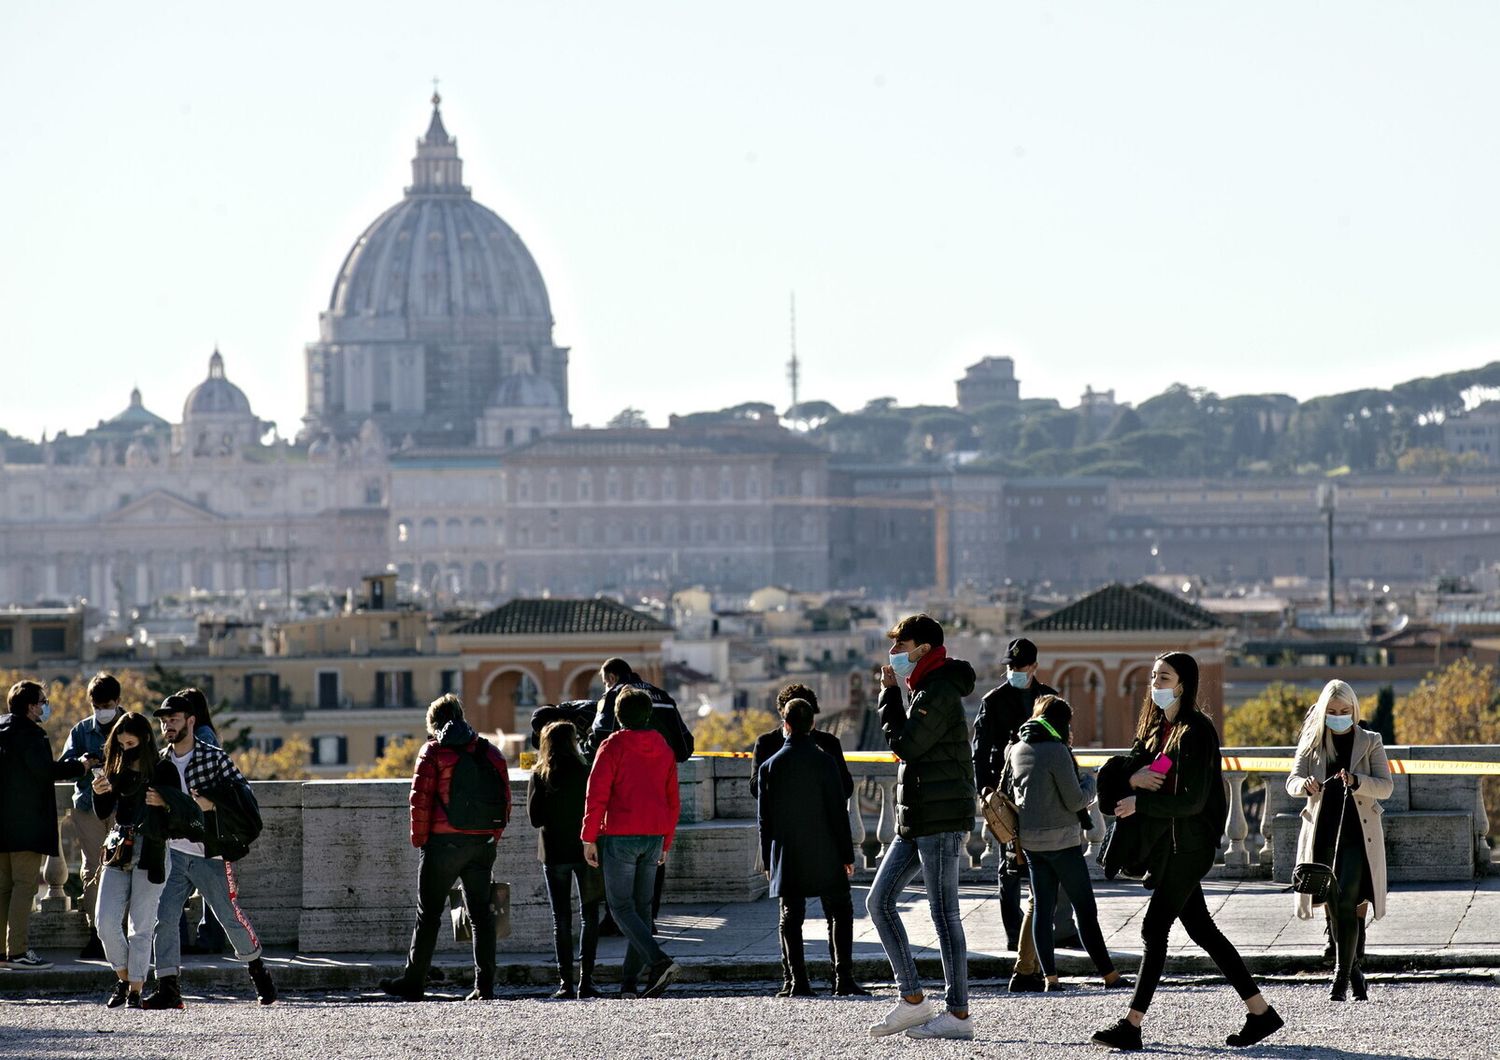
[
  {"x1": 1024, "y1": 582, "x2": 1224, "y2": 633},
  {"x1": 448, "y1": 598, "x2": 671, "y2": 636}
]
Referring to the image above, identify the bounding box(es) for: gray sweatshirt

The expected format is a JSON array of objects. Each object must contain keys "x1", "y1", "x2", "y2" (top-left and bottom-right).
[{"x1": 1007, "y1": 739, "x2": 1096, "y2": 852}]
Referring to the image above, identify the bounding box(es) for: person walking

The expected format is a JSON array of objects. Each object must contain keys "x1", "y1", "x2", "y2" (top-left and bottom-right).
[
  {"x1": 143, "y1": 694, "x2": 276, "y2": 1010},
  {"x1": 867, "y1": 614, "x2": 976, "y2": 1041},
  {"x1": 750, "y1": 683, "x2": 865, "y2": 997},
  {"x1": 529, "y1": 720, "x2": 604, "y2": 999},
  {"x1": 0, "y1": 680, "x2": 94, "y2": 969},
  {"x1": 90, "y1": 711, "x2": 178, "y2": 1008},
  {"x1": 974, "y1": 638, "x2": 1056, "y2": 953},
  {"x1": 62, "y1": 673, "x2": 125, "y2": 959},
  {"x1": 381, "y1": 694, "x2": 511, "y2": 1002},
  {"x1": 582, "y1": 688, "x2": 681, "y2": 999},
  {"x1": 1287, "y1": 679, "x2": 1391, "y2": 1001},
  {"x1": 1006, "y1": 695, "x2": 1128, "y2": 992},
  {"x1": 1091, "y1": 652, "x2": 1282, "y2": 1052},
  {"x1": 757, "y1": 697, "x2": 863, "y2": 998}
]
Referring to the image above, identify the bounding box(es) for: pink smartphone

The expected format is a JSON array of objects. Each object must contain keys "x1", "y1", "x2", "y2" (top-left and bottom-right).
[{"x1": 1147, "y1": 753, "x2": 1173, "y2": 775}]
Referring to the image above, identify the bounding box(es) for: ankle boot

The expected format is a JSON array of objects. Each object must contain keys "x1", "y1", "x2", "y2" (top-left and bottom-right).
[
  {"x1": 1350, "y1": 917, "x2": 1368, "y2": 1001},
  {"x1": 142, "y1": 974, "x2": 184, "y2": 1010},
  {"x1": 775, "y1": 933, "x2": 794, "y2": 997},
  {"x1": 787, "y1": 948, "x2": 816, "y2": 997},
  {"x1": 1328, "y1": 975, "x2": 1348, "y2": 1001},
  {"x1": 578, "y1": 955, "x2": 600, "y2": 999}
]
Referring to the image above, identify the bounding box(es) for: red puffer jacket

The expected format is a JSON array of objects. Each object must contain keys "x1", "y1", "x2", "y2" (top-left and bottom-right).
[
  {"x1": 410, "y1": 722, "x2": 512, "y2": 848},
  {"x1": 581, "y1": 728, "x2": 681, "y2": 852}
]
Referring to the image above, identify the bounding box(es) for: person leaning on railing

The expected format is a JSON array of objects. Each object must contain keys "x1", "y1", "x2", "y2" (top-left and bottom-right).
[{"x1": 1286, "y1": 679, "x2": 1392, "y2": 1003}]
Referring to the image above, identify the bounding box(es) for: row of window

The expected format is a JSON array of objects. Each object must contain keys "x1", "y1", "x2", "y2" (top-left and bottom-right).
[{"x1": 0, "y1": 626, "x2": 67, "y2": 656}]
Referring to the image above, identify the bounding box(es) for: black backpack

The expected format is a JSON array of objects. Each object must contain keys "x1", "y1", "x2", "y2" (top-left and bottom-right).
[{"x1": 440, "y1": 739, "x2": 509, "y2": 831}]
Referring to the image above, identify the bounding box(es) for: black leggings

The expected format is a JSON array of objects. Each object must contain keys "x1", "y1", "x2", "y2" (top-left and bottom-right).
[
  {"x1": 1326, "y1": 827, "x2": 1371, "y2": 982},
  {"x1": 1130, "y1": 851, "x2": 1261, "y2": 1013}
]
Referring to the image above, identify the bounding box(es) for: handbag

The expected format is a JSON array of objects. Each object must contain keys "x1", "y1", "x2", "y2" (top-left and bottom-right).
[
  {"x1": 101, "y1": 825, "x2": 136, "y2": 870},
  {"x1": 1291, "y1": 783, "x2": 1352, "y2": 903},
  {"x1": 450, "y1": 882, "x2": 512, "y2": 942},
  {"x1": 980, "y1": 788, "x2": 1019, "y2": 846}
]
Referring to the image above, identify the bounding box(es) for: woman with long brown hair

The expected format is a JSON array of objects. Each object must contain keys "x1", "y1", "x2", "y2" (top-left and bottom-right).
[
  {"x1": 1091, "y1": 651, "x2": 1283, "y2": 1052},
  {"x1": 529, "y1": 719, "x2": 604, "y2": 999},
  {"x1": 90, "y1": 711, "x2": 176, "y2": 1008}
]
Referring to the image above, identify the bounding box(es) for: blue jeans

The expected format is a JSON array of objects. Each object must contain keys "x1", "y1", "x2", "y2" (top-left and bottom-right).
[
  {"x1": 598, "y1": 835, "x2": 668, "y2": 987},
  {"x1": 153, "y1": 849, "x2": 262, "y2": 977},
  {"x1": 96, "y1": 865, "x2": 166, "y2": 983},
  {"x1": 866, "y1": 831, "x2": 968, "y2": 1012},
  {"x1": 1024, "y1": 844, "x2": 1115, "y2": 978}
]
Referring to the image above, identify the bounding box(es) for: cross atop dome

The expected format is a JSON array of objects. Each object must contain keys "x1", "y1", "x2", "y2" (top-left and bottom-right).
[{"x1": 409, "y1": 87, "x2": 465, "y2": 195}]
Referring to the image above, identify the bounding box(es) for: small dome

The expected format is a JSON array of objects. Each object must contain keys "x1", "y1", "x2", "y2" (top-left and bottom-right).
[
  {"x1": 184, "y1": 350, "x2": 253, "y2": 419},
  {"x1": 109, "y1": 387, "x2": 168, "y2": 429},
  {"x1": 490, "y1": 373, "x2": 561, "y2": 409}
]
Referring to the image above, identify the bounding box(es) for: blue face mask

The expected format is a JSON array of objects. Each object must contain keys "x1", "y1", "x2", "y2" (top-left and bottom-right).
[
  {"x1": 1007, "y1": 670, "x2": 1030, "y2": 689},
  {"x1": 37, "y1": 701, "x2": 51, "y2": 724},
  {"x1": 1150, "y1": 688, "x2": 1177, "y2": 710},
  {"x1": 888, "y1": 651, "x2": 916, "y2": 679},
  {"x1": 1325, "y1": 713, "x2": 1355, "y2": 734}
]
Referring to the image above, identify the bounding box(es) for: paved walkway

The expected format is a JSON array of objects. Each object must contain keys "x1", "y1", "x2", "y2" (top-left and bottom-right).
[{"x1": 3, "y1": 877, "x2": 1497, "y2": 997}]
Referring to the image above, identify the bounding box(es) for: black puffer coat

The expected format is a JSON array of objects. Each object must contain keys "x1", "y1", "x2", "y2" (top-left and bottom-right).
[
  {"x1": 0, "y1": 713, "x2": 87, "y2": 856},
  {"x1": 878, "y1": 658, "x2": 978, "y2": 839}
]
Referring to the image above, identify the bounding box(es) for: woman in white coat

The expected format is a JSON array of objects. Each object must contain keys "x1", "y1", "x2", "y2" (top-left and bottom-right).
[{"x1": 1285, "y1": 680, "x2": 1392, "y2": 1001}]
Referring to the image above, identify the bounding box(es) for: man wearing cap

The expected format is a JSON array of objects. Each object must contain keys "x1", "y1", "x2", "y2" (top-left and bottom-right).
[
  {"x1": 973, "y1": 639, "x2": 1057, "y2": 966},
  {"x1": 142, "y1": 694, "x2": 275, "y2": 1009}
]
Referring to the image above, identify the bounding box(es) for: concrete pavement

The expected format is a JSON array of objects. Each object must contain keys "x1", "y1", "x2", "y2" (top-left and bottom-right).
[{"x1": 2, "y1": 876, "x2": 1497, "y2": 998}]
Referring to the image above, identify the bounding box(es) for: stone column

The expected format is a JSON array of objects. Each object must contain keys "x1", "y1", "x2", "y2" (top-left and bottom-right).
[{"x1": 1224, "y1": 772, "x2": 1250, "y2": 869}]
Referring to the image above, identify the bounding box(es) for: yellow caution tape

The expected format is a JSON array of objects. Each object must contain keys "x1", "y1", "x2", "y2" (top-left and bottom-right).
[{"x1": 695, "y1": 750, "x2": 1500, "y2": 775}]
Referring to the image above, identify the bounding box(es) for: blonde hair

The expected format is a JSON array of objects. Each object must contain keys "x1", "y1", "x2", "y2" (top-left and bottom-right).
[{"x1": 1294, "y1": 679, "x2": 1360, "y2": 760}]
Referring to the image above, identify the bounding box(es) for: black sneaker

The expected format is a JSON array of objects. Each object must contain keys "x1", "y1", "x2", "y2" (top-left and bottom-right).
[
  {"x1": 248, "y1": 958, "x2": 277, "y2": 1006},
  {"x1": 833, "y1": 979, "x2": 873, "y2": 997},
  {"x1": 1009, "y1": 972, "x2": 1045, "y2": 993},
  {"x1": 1091, "y1": 1018, "x2": 1143, "y2": 1051},
  {"x1": 379, "y1": 977, "x2": 424, "y2": 1002},
  {"x1": 106, "y1": 981, "x2": 131, "y2": 1008},
  {"x1": 1044, "y1": 979, "x2": 1074, "y2": 992},
  {"x1": 127, "y1": 990, "x2": 142, "y2": 1009},
  {"x1": 5, "y1": 950, "x2": 52, "y2": 969},
  {"x1": 1226, "y1": 1007, "x2": 1284, "y2": 1048},
  {"x1": 578, "y1": 982, "x2": 602, "y2": 999},
  {"x1": 1104, "y1": 975, "x2": 1135, "y2": 990},
  {"x1": 641, "y1": 959, "x2": 680, "y2": 998},
  {"x1": 141, "y1": 975, "x2": 185, "y2": 1010}
]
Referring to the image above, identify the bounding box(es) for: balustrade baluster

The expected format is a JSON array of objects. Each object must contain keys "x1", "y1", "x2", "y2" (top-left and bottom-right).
[{"x1": 1224, "y1": 772, "x2": 1249, "y2": 868}]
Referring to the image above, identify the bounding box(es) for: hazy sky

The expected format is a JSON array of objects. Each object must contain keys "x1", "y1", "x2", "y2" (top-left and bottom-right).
[{"x1": 3, "y1": 2, "x2": 1498, "y2": 442}]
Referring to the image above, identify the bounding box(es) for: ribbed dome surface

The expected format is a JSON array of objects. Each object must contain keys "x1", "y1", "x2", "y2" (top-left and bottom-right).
[
  {"x1": 491, "y1": 373, "x2": 562, "y2": 409},
  {"x1": 183, "y1": 351, "x2": 252, "y2": 419},
  {"x1": 328, "y1": 195, "x2": 552, "y2": 323}
]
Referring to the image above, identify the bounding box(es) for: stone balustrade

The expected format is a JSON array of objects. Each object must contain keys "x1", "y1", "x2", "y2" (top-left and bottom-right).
[{"x1": 33, "y1": 744, "x2": 1495, "y2": 954}]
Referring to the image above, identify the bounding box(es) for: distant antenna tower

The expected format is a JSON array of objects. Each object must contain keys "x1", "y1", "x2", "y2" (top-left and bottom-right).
[{"x1": 786, "y1": 292, "x2": 801, "y2": 410}]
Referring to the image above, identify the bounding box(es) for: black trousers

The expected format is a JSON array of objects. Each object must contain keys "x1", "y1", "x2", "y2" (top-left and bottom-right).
[
  {"x1": 1326, "y1": 823, "x2": 1372, "y2": 982},
  {"x1": 403, "y1": 835, "x2": 497, "y2": 993},
  {"x1": 1129, "y1": 850, "x2": 1260, "y2": 1014},
  {"x1": 778, "y1": 889, "x2": 855, "y2": 984},
  {"x1": 543, "y1": 862, "x2": 602, "y2": 986}
]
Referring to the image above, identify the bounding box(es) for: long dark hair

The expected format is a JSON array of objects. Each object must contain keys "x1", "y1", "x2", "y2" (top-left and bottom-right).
[
  {"x1": 102, "y1": 711, "x2": 158, "y2": 778},
  {"x1": 533, "y1": 720, "x2": 585, "y2": 788},
  {"x1": 1134, "y1": 650, "x2": 1202, "y2": 755},
  {"x1": 177, "y1": 687, "x2": 216, "y2": 736}
]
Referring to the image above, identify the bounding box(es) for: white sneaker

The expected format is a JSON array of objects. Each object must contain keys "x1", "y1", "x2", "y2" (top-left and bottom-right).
[
  {"x1": 906, "y1": 1011, "x2": 975, "y2": 1040},
  {"x1": 869, "y1": 997, "x2": 937, "y2": 1038}
]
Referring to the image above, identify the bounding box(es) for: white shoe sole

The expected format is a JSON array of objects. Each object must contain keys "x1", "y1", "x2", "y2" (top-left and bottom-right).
[{"x1": 869, "y1": 1007, "x2": 935, "y2": 1038}]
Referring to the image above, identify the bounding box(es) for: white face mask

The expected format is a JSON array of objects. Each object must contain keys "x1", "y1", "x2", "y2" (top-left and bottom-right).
[
  {"x1": 94, "y1": 707, "x2": 119, "y2": 725},
  {"x1": 1150, "y1": 688, "x2": 1178, "y2": 710},
  {"x1": 1324, "y1": 713, "x2": 1355, "y2": 734}
]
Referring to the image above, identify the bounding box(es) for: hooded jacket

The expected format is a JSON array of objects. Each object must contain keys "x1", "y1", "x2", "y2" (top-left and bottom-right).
[
  {"x1": 1006, "y1": 719, "x2": 1095, "y2": 852},
  {"x1": 409, "y1": 720, "x2": 512, "y2": 848},
  {"x1": 0, "y1": 712, "x2": 88, "y2": 856},
  {"x1": 878, "y1": 656, "x2": 978, "y2": 839},
  {"x1": 581, "y1": 727, "x2": 681, "y2": 852}
]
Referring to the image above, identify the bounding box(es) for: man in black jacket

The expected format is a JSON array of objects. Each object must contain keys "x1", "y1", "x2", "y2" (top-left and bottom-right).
[
  {"x1": 0, "y1": 680, "x2": 93, "y2": 969},
  {"x1": 971, "y1": 637, "x2": 1076, "y2": 973},
  {"x1": 758, "y1": 698, "x2": 864, "y2": 998},
  {"x1": 749, "y1": 684, "x2": 854, "y2": 800},
  {"x1": 586, "y1": 658, "x2": 694, "y2": 763},
  {"x1": 867, "y1": 614, "x2": 977, "y2": 1041}
]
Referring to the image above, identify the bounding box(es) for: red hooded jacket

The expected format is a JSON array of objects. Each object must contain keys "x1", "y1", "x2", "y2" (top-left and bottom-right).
[
  {"x1": 581, "y1": 728, "x2": 680, "y2": 852},
  {"x1": 409, "y1": 722, "x2": 512, "y2": 848}
]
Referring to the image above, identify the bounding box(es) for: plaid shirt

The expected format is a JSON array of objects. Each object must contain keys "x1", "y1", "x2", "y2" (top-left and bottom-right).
[{"x1": 160, "y1": 737, "x2": 246, "y2": 793}]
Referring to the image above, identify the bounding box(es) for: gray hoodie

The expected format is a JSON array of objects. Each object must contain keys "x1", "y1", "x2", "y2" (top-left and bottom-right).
[{"x1": 1007, "y1": 738, "x2": 1096, "y2": 852}]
